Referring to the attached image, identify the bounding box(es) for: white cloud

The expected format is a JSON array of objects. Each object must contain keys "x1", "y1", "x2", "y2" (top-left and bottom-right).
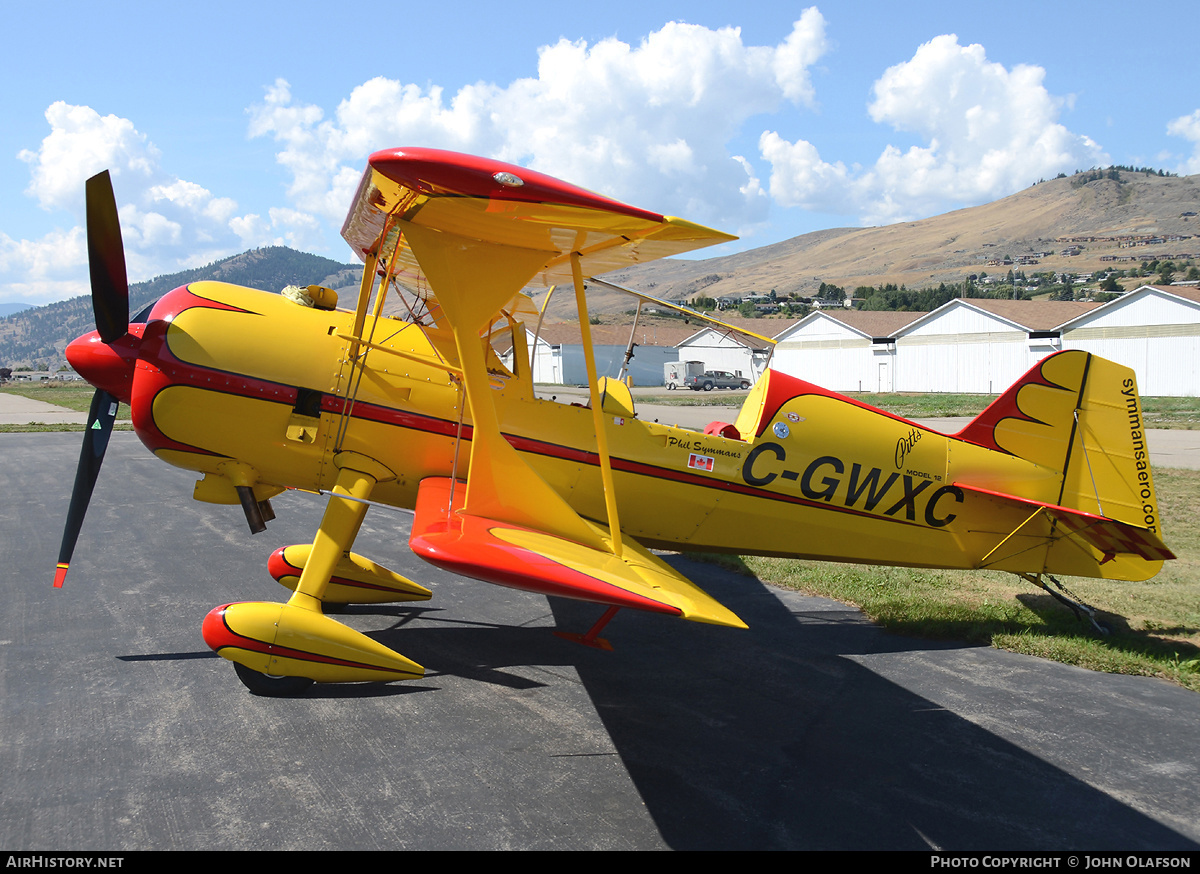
[
  {"x1": 18, "y1": 102, "x2": 159, "y2": 214},
  {"x1": 762, "y1": 34, "x2": 1107, "y2": 224},
  {"x1": 2, "y1": 102, "x2": 276, "y2": 304},
  {"x1": 759, "y1": 131, "x2": 851, "y2": 211},
  {"x1": 9, "y1": 14, "x2": 1136, "y2": 308},
  {"x1": 246, "y1": 11, "x2": 832, "y2": 234},
  {"x1": 228, "y1": 206, "x2": 324, "y2": 252},
  {"x1": 1167, "y1": 109, "x2": 1200, "y2": 174},
  {"x1": 0, "y1": 226, "x2": 86, "y2": 279},
  {"x1": 0, "y1": 225, "x2": 90, "y2": 307},
  {"x1": 229, "y1": 213, "x2": 272, "y2": 248}
]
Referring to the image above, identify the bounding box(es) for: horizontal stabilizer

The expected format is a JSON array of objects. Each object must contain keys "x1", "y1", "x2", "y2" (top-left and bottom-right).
[
  {"x1": 409, "y1": 477, "x2": 746, "y2": 628},
  {"x1": 960, "y1": 483, "x2": 1174, "y2": 571}
]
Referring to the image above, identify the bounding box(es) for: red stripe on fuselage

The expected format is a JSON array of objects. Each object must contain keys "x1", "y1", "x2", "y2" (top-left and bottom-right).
[{"x1": 133, "y1": 285, "x2": 928, "y2": 529}]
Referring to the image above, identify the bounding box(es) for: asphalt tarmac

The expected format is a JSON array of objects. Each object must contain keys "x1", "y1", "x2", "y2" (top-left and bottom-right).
[{"x1": 2, "y1": 432, "x2": 1199, "y2": 851}]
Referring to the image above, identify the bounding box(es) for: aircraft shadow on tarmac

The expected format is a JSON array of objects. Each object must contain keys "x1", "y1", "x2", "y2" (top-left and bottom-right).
[
  {"x1": 99, "y1": 556, "x2": 1200, "y2": 848},
  {"x1": 272, "y1": 558, "x2": 1195, "y2": 851},
  {"x1": 9, "y1": 433, "x2": 1198, "y2": 850},
  {"x1": 367, "y1": 568, "x2": 1197, "y2": 851}
]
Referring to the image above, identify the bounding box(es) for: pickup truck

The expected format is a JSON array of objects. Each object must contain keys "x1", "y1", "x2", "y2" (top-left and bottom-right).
[{"x1": 684, "y1": 370, "x2": 751, "y2": 391}]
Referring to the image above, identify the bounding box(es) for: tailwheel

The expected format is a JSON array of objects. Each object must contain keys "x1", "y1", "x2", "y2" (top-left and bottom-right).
[{"x1": 233, "y1": 662, "x2": 315, "y2": 697}]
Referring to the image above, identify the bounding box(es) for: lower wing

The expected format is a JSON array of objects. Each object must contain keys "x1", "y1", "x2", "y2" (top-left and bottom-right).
[{"x1": 409, "y1": 477, "x2": 746, "y2": 628}]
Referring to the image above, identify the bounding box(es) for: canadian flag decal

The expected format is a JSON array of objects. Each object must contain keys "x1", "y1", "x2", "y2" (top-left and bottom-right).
[{"x1": 688, "y1": 453, "x2": 715, "y2": 472}]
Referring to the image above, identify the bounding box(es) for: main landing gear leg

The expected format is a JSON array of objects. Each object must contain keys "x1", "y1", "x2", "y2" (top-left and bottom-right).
[
  {"x1": 286, "y1": 457, "x2": 386, "y2": 614},
  {"x1": 230, "y1": 453, "x2": 393, "y2": 695}
]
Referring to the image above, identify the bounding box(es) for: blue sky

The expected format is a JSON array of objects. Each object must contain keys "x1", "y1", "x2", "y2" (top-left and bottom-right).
[{"x1": 2, "y1": 0, "x2": 1197, "y2": 306}]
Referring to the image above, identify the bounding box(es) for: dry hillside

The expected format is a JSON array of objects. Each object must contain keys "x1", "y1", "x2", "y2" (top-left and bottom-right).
[{"x1": 545, "y1": 169, "x2": 1200, "y2": 317}]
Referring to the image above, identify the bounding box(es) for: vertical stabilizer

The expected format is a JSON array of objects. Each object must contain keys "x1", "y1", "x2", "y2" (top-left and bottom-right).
[{"x1": 955, "y1": 350, "x2": 1163, "y2": 537}]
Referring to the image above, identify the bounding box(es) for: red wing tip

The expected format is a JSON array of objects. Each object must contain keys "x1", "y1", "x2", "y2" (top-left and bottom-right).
[{"x1": 53, "y1": 564, "x2": 68, "y2": 588}]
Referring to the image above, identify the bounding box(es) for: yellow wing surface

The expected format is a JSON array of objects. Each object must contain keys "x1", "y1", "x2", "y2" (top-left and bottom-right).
[
  {"x1": 341, "y1": 147, "x2": 745, "y2": 628},
  {"x1": 340, "y1": 147, "x2": 735, "y2": 320}
]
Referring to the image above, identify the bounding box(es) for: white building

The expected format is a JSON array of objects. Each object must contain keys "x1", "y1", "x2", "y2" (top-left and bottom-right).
[
  {"x1": 675, "y1": 322, "x2": 778, "y2": 383},
  {"x1": 1059, "y1": 285, "x2": 1200, "y2": 396},
  {"x1": 771, "y1": 310, "x2": 926, "y2": 393},
  {"x1": 890, "y1": 299, "x2": 1099, "y2": 394},
  {"x1": 769, "y1": 287, "x2": 1200, "y2": 397},
  {"x1": 511, "y1": 323, "x2": 698, "y2": 385},
  {"x1": 511, "y1": 286, "x2": 1200, "y2": 395}
]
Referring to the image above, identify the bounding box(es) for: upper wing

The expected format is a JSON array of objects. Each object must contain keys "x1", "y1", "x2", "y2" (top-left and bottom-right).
[{"x1": 341, "y1": 147, "x2": 737, "y2": 308}]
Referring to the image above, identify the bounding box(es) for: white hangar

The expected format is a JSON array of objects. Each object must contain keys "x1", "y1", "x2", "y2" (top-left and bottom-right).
[
  {"x1": 767, "y1": 286, "x2": 1200, "y2": 397},
  {"x1": 770, "y1": 310, "x2": 927, "y2": 393},
  {"x1": 675, "y1": 318, "x2": 783, "y2": 384},
  {"x1": 512, "y1": 323, "x2": 699, "y2": 385},
  {"x1": 1060, "y1": 285, "x2": 1200, "y2": 397},
  {"x1": 890, "y1": 299, "x2": 1100, "y2": 394}
]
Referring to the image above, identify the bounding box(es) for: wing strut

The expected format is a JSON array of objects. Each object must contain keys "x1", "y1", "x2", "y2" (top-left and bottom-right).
[
  {"x1": 618, "y1": 300, "x2": 643, "y2": 383},
  {"x1": 530, "y1": 284, "x2": 556, "y2": 375},
  {"x1": 572, "y1": 253, "x2": 623, "y2": 559}
]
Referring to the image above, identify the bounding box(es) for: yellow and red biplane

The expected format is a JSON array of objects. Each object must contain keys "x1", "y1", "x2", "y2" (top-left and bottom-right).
[{"x1": 56, "y1": 148, "x2": 1173, "y2": 695}]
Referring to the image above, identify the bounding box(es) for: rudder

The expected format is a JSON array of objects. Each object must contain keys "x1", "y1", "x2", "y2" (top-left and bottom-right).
[{"x1": 955, "y1": 350, "x2": 1163, "y2": 537}]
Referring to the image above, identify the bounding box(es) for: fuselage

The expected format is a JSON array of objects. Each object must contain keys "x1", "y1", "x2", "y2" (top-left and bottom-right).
[{"x1": 66, "y1": 280, "x2": 1147, "y2": 580}]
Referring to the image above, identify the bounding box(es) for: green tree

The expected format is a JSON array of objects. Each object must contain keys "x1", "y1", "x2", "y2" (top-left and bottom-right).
[{"x1": 817, "y1": 282, "x2": 845, "y2": 303}]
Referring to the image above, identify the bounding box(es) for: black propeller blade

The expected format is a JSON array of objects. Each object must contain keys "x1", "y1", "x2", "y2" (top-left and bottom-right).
[
  {"x1": 85, "y1": 171, "x2": 129, "y2": 344},
  {"x1": 55, "y1": 171, "x2": 129, "y2": 588},
  {"x1": 54, "y1": 389, "x2": 119, "y2": 588}
]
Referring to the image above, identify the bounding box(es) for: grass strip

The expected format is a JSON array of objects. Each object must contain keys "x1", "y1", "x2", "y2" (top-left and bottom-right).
[{"x1": 690, "y1": 468, "x2": 1200, "y2": 692}]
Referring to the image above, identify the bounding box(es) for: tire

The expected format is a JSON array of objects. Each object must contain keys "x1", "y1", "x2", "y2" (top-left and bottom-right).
[
  {"x1": 703, "y1": 382, "x2": 714, "y2": 391},
  {"x1": 233, "y1": 661, "x2": 315, "y2": 697},
  {"x1": 740, "y1": 381, "x2": 750, "y2": 390}
]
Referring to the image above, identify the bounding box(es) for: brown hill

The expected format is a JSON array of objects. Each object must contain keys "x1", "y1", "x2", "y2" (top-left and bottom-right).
[
  {"x1": 8, "y1": 171, "x2": 1198, "y2": 363},
  {"x1": 561, "y1": 169, "x2": 1200, "y2": 314},
  {"x1": 0, "y1": 247, "x2": 358, "y2": 368}
]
